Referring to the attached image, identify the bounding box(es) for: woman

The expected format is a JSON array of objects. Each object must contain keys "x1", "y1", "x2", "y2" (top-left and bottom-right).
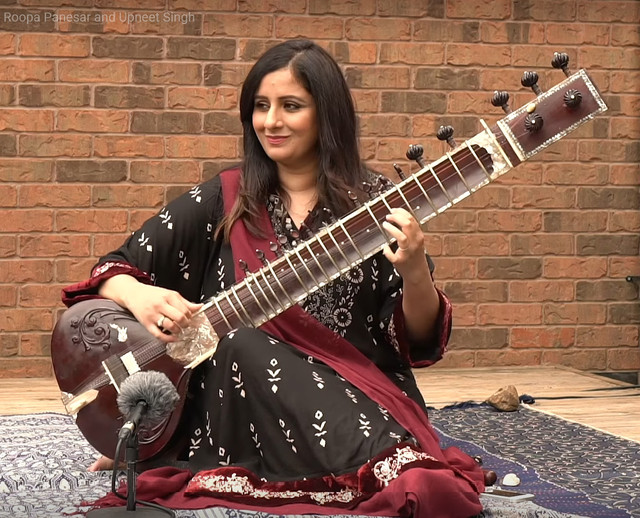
[{"x1": 63, "y1": 39, "x2": 485, "y2": 517}]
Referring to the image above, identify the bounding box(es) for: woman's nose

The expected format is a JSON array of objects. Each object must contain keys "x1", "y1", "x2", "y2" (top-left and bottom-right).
[{"x1": 264, "y1": 107, "x2": 282, "y2": 128}]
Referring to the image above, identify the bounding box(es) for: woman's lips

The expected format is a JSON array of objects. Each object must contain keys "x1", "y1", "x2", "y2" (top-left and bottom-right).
[{"x1": 266, "y1": 136, "x2": 288, "y2": 145}]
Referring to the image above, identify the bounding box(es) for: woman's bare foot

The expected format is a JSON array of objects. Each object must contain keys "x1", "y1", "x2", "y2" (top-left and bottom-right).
[{"x1": 88, "y1": 455, "x2": 119, "y2": 472}]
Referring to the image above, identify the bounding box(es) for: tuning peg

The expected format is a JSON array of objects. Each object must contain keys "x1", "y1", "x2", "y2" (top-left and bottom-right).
[
  {"x1": 255, "y1": 249, "x2": 268, "y2": 266},
  {"x1": 269, "y1": 241, "x2": 282, "y2": 257},
  {"x1": 563, "y1": 89, "x2": 582, "y2": 109},
  {"x1": 524, "y1": 112, "x2": 544, "y2": 132},
  {"x1": 521, "y1": 71, "x2": 543, "y2": 95},
  {"x1": 551, "y1": 52, "x2": 572, "y2": 77},
  {"x1": 491, "y1": 91, "x2": 512, "y2": 114},
  {"x1": 436, "y1": 125, "x2": 457, "y2": 149},
  {"x1": 406, "y1": 144, "x2": 426, "y2": 168},
  {"x1": 393, "y1": 163, "x2": 406, "y2": 181},
  {"x1": 348, "y1": 190, "x2": 361, "y2": 207},
  {"x1": 238, "y1": 259, "x2": 250, "y2": 274}
]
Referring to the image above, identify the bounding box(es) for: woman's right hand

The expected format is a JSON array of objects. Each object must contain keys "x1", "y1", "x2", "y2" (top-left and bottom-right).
[{"x1": 99, "y1": 275, "x2": 203, "y2": 343}]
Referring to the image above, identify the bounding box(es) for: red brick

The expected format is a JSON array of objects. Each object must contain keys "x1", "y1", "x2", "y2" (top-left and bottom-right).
[
  {"x1": 475, "y1": 349, "x2": 542, "y2": 367},
  {"x1": 20, "y1": 235, "x2": 91, "y2": 257},
  {"x1": 0, "y1": 33, "x2": 15, "y2": 55},
  {"x1": 328, "y1": 42, "x2": 377, "y2": 64},
  {"x1": 130, "y1": 210, "x2": 159, "y2": 230},
  {"x1": 509, "y1": 280, "x2": 574, "y2": 302},
  {"x1": 478, "y1": 303, "x2": 542, "y2": 325},
  {"x1": 0, "y1": 236, "x2": 17, "y2": 258},
  {"x1": 0, "y1": 209, "x2": 53, "y2": 232},
  {"x1": 429, "y1": 350, "x2": 475, "y2": 368},
  {"x1": 19, "y1": 185, "x2": 91, "y2": 207},
  {"x1": 0, "y1": 59, "x2": 54, "y2": 81},
  {"x1": 443, "y1": 234, "x2": 509, "y2": 256},
  {"x1": 345, "y1": 18, "x2": 411, "y2": 41},
  {"x1": 0, "y1": 109, "x2": 54, "y2": 131},
  {"x1": 275, "y1": 16, "x2": 343, "y2": 39},
  {"x1": 424, "y1": 211, "x2": 476, "y2": 233},
  {"x1": 94, "y1": 136, "x2": 164, "y2": 158},
  {"x1": 379, "y1": 43, "x2": 444, "y2": 65},
  {"x1": 447, "y1": 0, "x2": 511, "y2": 19},
  {"x1": 56, "y1": 210, "x2": 128, "y2": 232},
  {"x1": 610, "y1": 164, "x2": 639, "y2": 185},
  {"x1": 351, "y1": 90, "x2": 379, "y2": 113},
  {"x1": 19, "y1": 134, "x2": 92, "y2": 157},
  {"x1": 0, "y1": 335, "x2": 18, "y2": 357},
  {"x1": 54, "y1": 258, "x2": 97, "y2": 283},
  {"x1": 611, "y1": 71, "x2": 640, "y2": 93},
  {"x1": 57, "y1": 109, "x2": 129, "y2": 132},
  {"x1": 59, "y1": 59, "x2": 129, "y2": 82},
  {"x1": 493, "y1": 162, "x2": 543, "y2": 185},
  {"x1": 434, "y1": 258, "x2": 477, "y2": 279},
  {"x1": 541, "y1": 349, "x2": 607, "y2": 370},
  {"x1": 607, "y1": 348, "x2": 640, "y2": 370},
  {"x1": 238, "y1": 0, "x2": 305, "y2": 12},
  {"x1": 511, "y1": 327, "x2": 575, "y2": 348},
  {"x1": 18, "y1": 34, "x2": 90, "y2": 57},
  {"x1": 610, "y1": 117, "x2": 640, "y2": 139},
  {"x1": 0, "y1": 286, "x2": 17, "y2": 307},
  {"x1": 480, "y1": 22, "x2": 545, "y2": 44},
  {"x1": 511, "y1": 186, "x2": 576, "y2": 209},
  {"x1": 203, "y1": 14, "x2": 273, "y2": 37},
  {"x1": 544, "y1": 257, "x2": 607, "y2": 279},
  {"x1": 546, "y1": 23, "x2": 610, "y2": 45},
  {"x1": 544, "y1": 163, "x2": 608, "y2": 185},
  {"x1": 19, "y1": 284, "x2": 67, "y2": 308},
  {"x1": 3, "y1": 260, "x2": 54, "y2": 282},
  {"x1": 610, "y1": 211, "x2": 640, "y2": 232},
  {"x1": 0, "y1": 358, "x2": 53, "y2": 378},
  {"x1": 165, "y1": 136, "x2": 237, "y2": 158},
  {"x1": 447, "y1": 91, "x2": 495, "y2": 115},
  {"x1": 450, "y1": 304, "x2": 477, "y2": 326},
  {"x1": 608, "y1": 257, "x2": 640, "y2": 278},
  {"x1": 0, "y1": 185, "x2": 17, "y2": 207},
  {"x1": 92, "y1": 185, "x2": 164, "y2": 208},
  {"x1": 171, "y1": 0, "x2": 235, "y2": 9},
  {"x1": 131, "y1": 160, "x2": 200, "y2": 184},
  {"x1": 19, "y1": 334, "x2": 51, "y2": 357},
  {"x1": 544, "y1": 303, "x2": 607, "y2": 325},
  {"x1": 443, "y1": 281, "x2": 507, "y2": 303},
  {"x1": 510, "y1": 234, "x2": 575, "y2": 256},
  {"x1": 0, "y1": 307, "x2": 52, "y2": 332},
  {"x1": 93, "y1": 234, "x2": 129, "y2": 256},
  {"x1": 611, "y1": 24, "x2": 640, "y2": 46},
  {"x1": 135, "y1": 62, "x2": 202, "y2": 85},
  {"x1": 577, "y1": 326, "x2": 639, "y2": 348},
  {"x1": 577, "y1": 0, "x2": 640, "y2": 23},
  {"x1": 478, "y1": 211, "x2": 541, "y2": 232},
  {"x1": 448, "y1": 44, "x2": 511, "y2": 67},
  {"x1": 168, "y1": 87, "x2": 238, "y2": 110}
]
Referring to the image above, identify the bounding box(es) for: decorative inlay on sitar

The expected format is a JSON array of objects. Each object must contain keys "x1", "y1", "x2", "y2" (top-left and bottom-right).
[{"x1": 51, "y1": 54, "x2": 607, "y2": 462}]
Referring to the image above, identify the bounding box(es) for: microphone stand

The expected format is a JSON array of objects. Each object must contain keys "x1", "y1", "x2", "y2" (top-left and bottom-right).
[{"x1": 87, "y1": 432, "x2": 174, "y2": 517}]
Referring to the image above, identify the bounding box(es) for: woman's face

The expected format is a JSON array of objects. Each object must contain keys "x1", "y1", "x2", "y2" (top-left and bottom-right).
[{"x1": 252, "y1": 67, "x2": 318, "y2": 171}]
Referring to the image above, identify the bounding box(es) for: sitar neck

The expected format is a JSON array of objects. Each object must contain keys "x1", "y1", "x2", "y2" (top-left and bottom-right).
[{"x1": 201, "y1": 68, "x2": 607, "y2": 337}]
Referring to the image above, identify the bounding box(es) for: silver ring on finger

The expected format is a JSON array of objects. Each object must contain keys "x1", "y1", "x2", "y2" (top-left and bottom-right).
[{"x1": 157, "y1": 316, "x2": 165, "y2": 329}]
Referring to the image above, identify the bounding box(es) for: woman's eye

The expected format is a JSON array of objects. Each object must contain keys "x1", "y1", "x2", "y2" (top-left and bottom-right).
[
  {"x1": 254, "y1": 101, "x2": 269, "y2": 110},
  {"x1": 284, "y1": 103, "x2": 300, "y2": 111}
]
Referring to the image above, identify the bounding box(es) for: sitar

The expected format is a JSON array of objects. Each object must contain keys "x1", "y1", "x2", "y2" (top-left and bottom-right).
[{"x1": 51, "y1": 55, "x2": 607, "y2": 463}]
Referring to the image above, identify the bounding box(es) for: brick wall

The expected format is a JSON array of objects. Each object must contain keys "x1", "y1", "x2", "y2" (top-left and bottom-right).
[{"x1": 0, "y1": 0, "x2": 638, "y2": 378}]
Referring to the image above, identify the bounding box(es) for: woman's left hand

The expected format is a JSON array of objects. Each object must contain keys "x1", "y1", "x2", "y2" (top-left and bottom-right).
[{"x1": 381, "y1": 208, "x2": 430, "y2": 282}]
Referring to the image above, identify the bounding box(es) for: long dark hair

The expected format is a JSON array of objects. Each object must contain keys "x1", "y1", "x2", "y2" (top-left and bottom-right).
[{"x1": 218, "y1": 39, "x2": 369, "y2": 240}]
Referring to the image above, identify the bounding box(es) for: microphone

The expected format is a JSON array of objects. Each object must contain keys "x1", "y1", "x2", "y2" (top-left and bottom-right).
[{"x1": 116, "y1": 371, "x2": 180, "y2": 441}]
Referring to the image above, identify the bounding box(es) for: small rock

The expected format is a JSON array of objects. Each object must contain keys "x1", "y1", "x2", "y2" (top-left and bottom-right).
[
  {"x1": 486, "y1": 385, "x2": 520, "y2": 412},
  {"x1": 502, "y1": 473, "x2": 521, "y2": 487}
]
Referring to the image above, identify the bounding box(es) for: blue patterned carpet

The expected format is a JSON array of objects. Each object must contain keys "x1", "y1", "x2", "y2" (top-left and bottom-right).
[{"x1": 0, "y1": 406, "x2": 637, "y2": 517}]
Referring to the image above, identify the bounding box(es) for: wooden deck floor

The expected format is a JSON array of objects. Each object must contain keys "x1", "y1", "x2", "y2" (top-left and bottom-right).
[{"x1": 1, "y1": 366, "x2": 639, "y2": 442}]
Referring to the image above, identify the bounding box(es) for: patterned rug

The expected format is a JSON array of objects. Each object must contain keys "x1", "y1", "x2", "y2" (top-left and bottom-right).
[{"x1": 0, "y1": 406, "x2": 637, "y2": 518}]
